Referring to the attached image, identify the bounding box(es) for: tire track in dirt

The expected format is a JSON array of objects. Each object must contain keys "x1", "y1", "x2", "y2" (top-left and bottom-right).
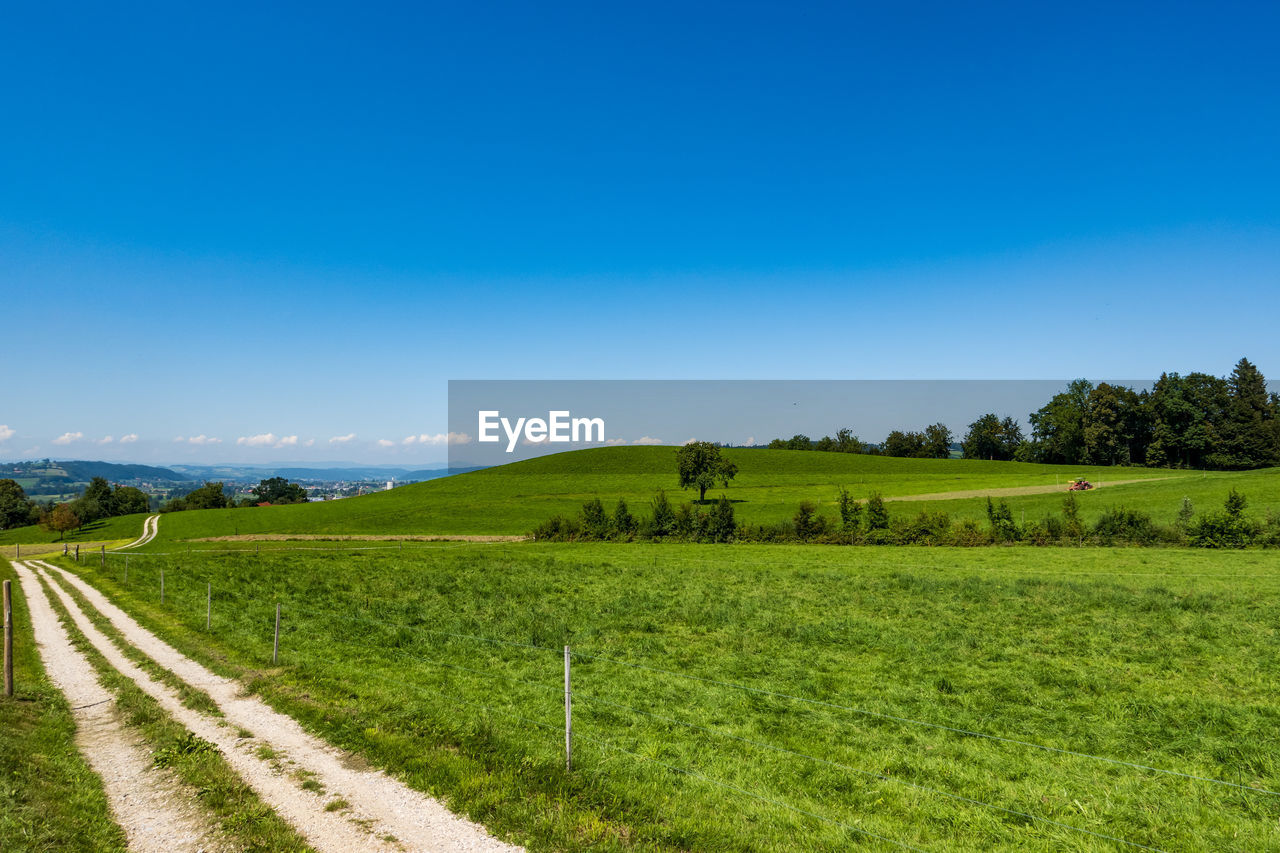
[
  {"x1": 12, "y1": 560, "x2": 229, "y2": 853},
  {"x1": 34, "y1": 559, "x2": 525, "y2": 853}
]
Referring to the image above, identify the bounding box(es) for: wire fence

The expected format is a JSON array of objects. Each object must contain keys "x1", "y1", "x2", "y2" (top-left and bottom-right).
[{"x1": 32, "y1": 553, "x2": 1280, "y2": 851}]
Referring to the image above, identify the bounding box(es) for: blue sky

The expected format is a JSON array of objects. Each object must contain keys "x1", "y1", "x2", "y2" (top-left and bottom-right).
[{"x1": 2, "y1": 2, "x2": 1277, "y2": 464}]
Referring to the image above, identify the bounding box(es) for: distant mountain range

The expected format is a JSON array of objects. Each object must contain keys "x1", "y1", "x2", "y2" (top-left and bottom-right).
[
  {"x1": 164, "y1": 464, "x2": 473, "y2": 482},
  {"x1": 3, "y1": 460, "x2": 482, "y2": 485}
]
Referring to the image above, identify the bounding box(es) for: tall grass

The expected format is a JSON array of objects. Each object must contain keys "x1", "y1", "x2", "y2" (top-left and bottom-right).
[{"x1": 60, "y1": 544, "x2": 1280, "y2": 851}]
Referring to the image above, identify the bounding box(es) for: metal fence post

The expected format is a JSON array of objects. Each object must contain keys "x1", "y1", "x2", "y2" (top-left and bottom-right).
[
  {"x1": 564, "y1": 645, "x2": 572, "y2": 772},
  {"x1": 3, "y1": 581, "x2": 12, "y2": 698}
]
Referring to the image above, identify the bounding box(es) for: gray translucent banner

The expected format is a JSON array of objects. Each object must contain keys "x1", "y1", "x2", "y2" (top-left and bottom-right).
[{"x1": 447, "y1": 379, "x2": 1152, "y2": 469}]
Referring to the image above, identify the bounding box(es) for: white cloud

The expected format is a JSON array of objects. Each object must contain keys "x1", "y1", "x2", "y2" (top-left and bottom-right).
[
  {"x1": 0, "y1": 424, "x2": 14, "y2": 442},
  {"x1": 188, "y1": 434, "x2": 222, "y2": 445},
  {"x1": 52, "y1": 431, "x2": 84, "y2": 445},
  {"x1": 743, "y1": 436, "x2": 755, "y2": 446},
  {"x1": 376, "y1": 439, "x2": 395, "y2": 448},
  {"x1": 304, "y1": 438, "x2": 315, "y2": 447},
  {"x1": 119, "y1": 433, "x2": 138, "y2": 443},
  {"x1": 413, "y1": 432, "x2": 473, "y2": 446},
  {"x1": 682, "y1": 437, "x2": 698, "y2": 445},
  {"x1": 604, "y1": 438, "x2": 627, "y2": 446},
  {"x1": 173, "y1": 436, "x2": 186, "y2": 443},
  {"x1": 633, "y1": 436, "x2": 663, "y2": 445},
  {"x1": 20, "y1": 446, "x2": 39, "y2": 455},
  {"x1": 97, "y1": 435, "x2": 114, "y2": 444},
  {"x1": 402, "y1": 435, "x2": 418, "y2": 445},
  {"x1": 236, "y1": 432, "x2": 295, "y2": 448},
  {"x1": 329, "y1": 433, "x2": 356, "y2": 444}
]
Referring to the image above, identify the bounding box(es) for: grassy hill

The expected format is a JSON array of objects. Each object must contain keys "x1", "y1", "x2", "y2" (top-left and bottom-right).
[
  {"x1": 5, "y1": 446, "x2": 1276, "y2": 543},
  {"x1": 137, "y1": 446, "x2": 1273, "y2": 542}
]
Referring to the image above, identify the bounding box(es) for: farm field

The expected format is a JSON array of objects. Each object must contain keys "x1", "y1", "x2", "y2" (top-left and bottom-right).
[
  {"x1": 112, "y1": 447, "x2": 1254, "y2": 543},
  {"x1": 54, "y1": 543, "x2": 1280, "y2": 851}
]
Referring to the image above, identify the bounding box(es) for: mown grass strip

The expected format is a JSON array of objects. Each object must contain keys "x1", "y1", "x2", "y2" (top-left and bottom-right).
[{"x1": 33, "y1": 570, "x2": 313, "y2": 853}]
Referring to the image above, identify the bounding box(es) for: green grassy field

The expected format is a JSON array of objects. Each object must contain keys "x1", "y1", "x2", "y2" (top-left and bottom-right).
[
  {"x1": 0, "y1": 513, "x2": 149, "y2": 548},
  {"x1": 3, "y1": 448, "x2": 1275, "y2": 546},
  {"x1": 58, "y1": 543, "x2": 1280, "y2": 851},
  {"x1": 0, "y1": 562, "x2": 127, "y2": 852},
  {"x1": 131, "y1": 447, "x2": 1236, "y2": 542}
]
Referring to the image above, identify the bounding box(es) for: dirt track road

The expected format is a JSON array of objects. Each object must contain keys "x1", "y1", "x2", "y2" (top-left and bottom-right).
[{"x1": 17, "y1": 557, "x2": 525, "y2": 853}]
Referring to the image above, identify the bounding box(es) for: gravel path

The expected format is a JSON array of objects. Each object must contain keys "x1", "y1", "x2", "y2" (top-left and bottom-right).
[
  {"x1": 114, "y1": 513, "x2": 160, "y2": 550},
  {"x1": 12, "y1": 561, "x2": 229, "y2": 853},
  {"x1": 34, "y1": 559, "x2": 525, "y2": 853}
]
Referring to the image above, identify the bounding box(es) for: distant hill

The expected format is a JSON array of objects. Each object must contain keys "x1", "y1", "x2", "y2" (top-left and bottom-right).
[
  {"x1": 168, "y1": 464, "x2": 457, "y2": 482},
  {"x1": 51, "y1": 460, "x2": 189, "y2": 482}
]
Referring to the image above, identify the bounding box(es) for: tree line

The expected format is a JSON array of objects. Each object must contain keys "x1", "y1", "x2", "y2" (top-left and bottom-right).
[
  {"x1": 0, "y1": 476, "x2": 151, "y2": 538},
  {"x1": 765, "y1": 358, "x2": 1280, "y2": 470},
  {"x1": 534, "y1": 488, "x2": 1278, "y2": 549},
  {"x1": 161, "y1": 476, "x2": 309, "y2": 512},
  {"x1": 0, "y1": 475, "x2": 312, "y2": 538}
]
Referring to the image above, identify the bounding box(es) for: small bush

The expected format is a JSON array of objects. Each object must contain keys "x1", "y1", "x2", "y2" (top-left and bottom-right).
[
  {"x1": 532, "y1": 515, "x2": 579, "y2": 541},
  {"x1": 1093, "y1": 506, "x2": 1157, "y2": 545}
]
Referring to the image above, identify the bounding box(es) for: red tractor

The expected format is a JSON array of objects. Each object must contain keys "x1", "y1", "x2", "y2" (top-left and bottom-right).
[{"x1": 1068, "y1": 478, "x2": 1093, "y2": 491}]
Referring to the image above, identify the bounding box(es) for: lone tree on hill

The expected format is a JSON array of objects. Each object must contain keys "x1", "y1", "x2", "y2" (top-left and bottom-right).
[
  {"x1": 41, "y1": 503, "x2": 80, "y2": 540},
  {"x1": 676, "y1": 441, "x2": 738, "y2": 502}
]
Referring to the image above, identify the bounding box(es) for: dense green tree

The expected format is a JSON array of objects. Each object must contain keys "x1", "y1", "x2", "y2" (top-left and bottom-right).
[
  {"x1": 41, "y1": 503, "x2": 79, "y2": 540},
  {"x1": 923, "y1": 423, "x2": 953, "y2": 459},
  {"x1": 834, "y1": 428, "x2": 864, "y2": 453},
  {"x1": 1024, "y1": 379, "x2": 1092, "y2": 464},
  {"x1": 882, "y1": 430, "x2": 926, "y2": 458},
  {"x1": 251, "y1": 476, "x2": 309, "y2": 505},
  {"x1": 962, "y1": 414, "x2": 1022, "y2": 461},
  {"x1": 1082, "y1": 382, "x2": 1149, "y2": 465},
  {"x1": 1219, "y1": 358, "x2": 1279, "y2": 469},
  {"x1": 676, "y1": 441, "x2": 738, "y2": 501},
  {"x1": 184, "y1": 481, "x2": 232, "y2": 510},
  {"x1": 111, "y1": 485, "x2": 151, "y2": 515},
  {"x1": 80, "y1": 476, "x2": 116, "y2": 521},
  {"x1": 0, "y1": 479, "x2": 37, "y2": 529},
  {"x1": 1145, "y1": 372, "x2": 1230, "y2": 468}
]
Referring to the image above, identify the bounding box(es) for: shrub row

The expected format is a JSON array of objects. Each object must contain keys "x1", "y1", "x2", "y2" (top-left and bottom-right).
[{"x1": 533, "y1": 489, "x2": 1280, "y2": 548}]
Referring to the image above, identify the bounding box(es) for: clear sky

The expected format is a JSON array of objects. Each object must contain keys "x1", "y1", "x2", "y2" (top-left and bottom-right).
[{"x1": 2, "y1": 2, "x2": 1277, "y2": 464}]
